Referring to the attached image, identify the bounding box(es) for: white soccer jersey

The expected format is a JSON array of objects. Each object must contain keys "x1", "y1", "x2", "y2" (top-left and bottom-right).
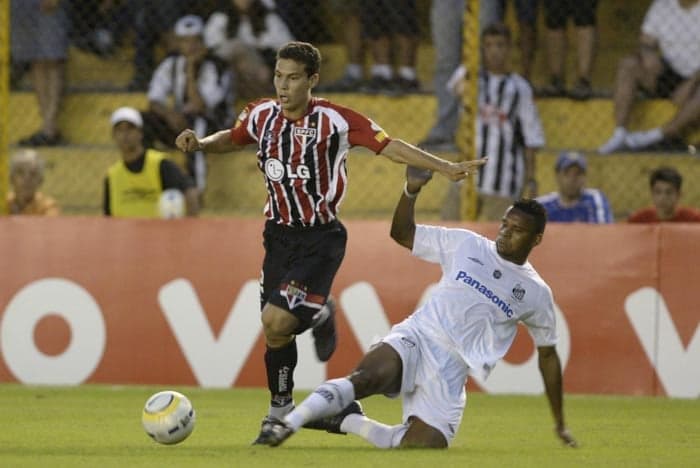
[
  {"x1": 409, "y1": 224, "x2": 557, "y2": 380},
  {"x1": 476, "y1": 71, "x2": 544, "y2": 198}
]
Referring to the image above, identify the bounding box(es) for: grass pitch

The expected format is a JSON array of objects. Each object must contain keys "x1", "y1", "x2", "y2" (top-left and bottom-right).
[{"x1": 0, "y1": 384, "x2": 698, "y2": 468}]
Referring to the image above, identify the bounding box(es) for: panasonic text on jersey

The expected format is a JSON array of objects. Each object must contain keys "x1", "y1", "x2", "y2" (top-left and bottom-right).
[{"x1": 455, "y1": 270, "x2": 514, "y2": 317}]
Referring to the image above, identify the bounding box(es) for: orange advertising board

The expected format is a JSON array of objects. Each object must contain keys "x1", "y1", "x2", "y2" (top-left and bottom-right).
[{"x1": 0, "y1": 217, "x2": 697, "y2": 397}]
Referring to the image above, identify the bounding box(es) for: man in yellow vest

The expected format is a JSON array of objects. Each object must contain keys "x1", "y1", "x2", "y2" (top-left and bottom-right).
[{"x1": 104, "y1": 107, "x2": 199, "y2": 218}]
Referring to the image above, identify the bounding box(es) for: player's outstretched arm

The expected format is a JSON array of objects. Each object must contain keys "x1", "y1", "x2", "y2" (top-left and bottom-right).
[
  {"x1": 537, "y1": 345, "x2": 578, "y2": 448},
  {"x1": 379, "y1": 139, "x2": 486, "y2": 181},
  {"x1": 175, "y1": 129, "x2": 241, "y2": 154},
  {"x1": 390, "y1": 166, "x2": 433, "y2": 250}
]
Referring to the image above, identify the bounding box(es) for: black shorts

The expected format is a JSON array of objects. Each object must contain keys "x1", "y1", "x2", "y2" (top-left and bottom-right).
[
  {"x1": 360, "y1": 0, "x2": 419, "y2": 39},
  {"x1": 654, "y1": 59, "x2": 685, "y2": 98},
  {"x1": 544, "y1": 0, "x2": 597, "y2": 29},
  {"x1": 261, "y1": 219, "x2": 347, "y2": 334}
]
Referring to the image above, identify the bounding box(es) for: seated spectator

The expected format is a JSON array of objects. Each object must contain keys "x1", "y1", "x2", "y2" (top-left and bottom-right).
[
  {"x1": 204, "y1": 0, "x2": 294, "y2": 98},
  {"x1": 628, "y1": 166, "x2": 700, "y2": 222},
  {"x1": 537, "y1": 151, "x2": 613, "y2": 223},
  {"x1": 598, "y1": 0, "x2": 700, "y2": 154},
  {"x1": 105, "y1": 107, "x2": 199, "y2": 218},
  {"x1": 13, "y1": 0, "x2": 68, "y2": 147},
  {"x1": 141, "y1": 14, "x2": 233, "y2": 195},
  {"x1": 539, "y1": 0, "x2": 598, "y2": 99},
  {"x1": 7, "y1": 149, "x2": 60, "y2": 216}
]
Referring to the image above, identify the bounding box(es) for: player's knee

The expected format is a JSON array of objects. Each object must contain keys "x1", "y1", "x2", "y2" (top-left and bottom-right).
[
  {"x1": 261, "y1": 306, "x2": 297, "y2": 344},
  {"x1": 399, "y1": 418, "x2": 448, "y2": 449}
]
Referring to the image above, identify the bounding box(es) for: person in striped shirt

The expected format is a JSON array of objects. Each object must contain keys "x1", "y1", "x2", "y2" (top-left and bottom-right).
[
  {"x1": 536, "y1": 151, "x2": 613, "y2": 223},
  {"x1": 175, "y1": 41, "x2": 485, "y2": 445}
]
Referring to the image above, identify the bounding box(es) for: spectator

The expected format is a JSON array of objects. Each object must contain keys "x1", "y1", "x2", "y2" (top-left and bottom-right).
[
  {"x1": 359, "y1": 0, "x2": 421, "y2": 94},
  {"x1": 536, "y1": 151, "x2": 613, "y2": 223},
  {"x1": 481, "y1": 1, "x2": 540, "y2": 83},
  {"x1": 539, "y1": 0, "x2": 598, "y2": 100},
  {"x1": 417, "y1": 0, "x2": 464, "y2": 152},
  {"x1": 125, "y1": 1, "x2": 212, "y2": 91},
  {"x1": 13, "y1": 0, "x2": 69, "y2": 147},
  {"x1": 66, "y1": 0, "x2": 132, "y2": 58},
  {"x1": 628, "y1": 166, "x2": 700, "y2": 222},
  {"x1": 142, "y1": 14, "x2": 233, "y2": 195},
  {"x1": 104, "y1": 107, "x2": 199, "y2": 218},
  {"x1": 204, "y1": 0, "x2": 294, "y2": 99},
  {"x1": 316, "y1": 0, "x2": 365, "y2": 92},
  {"x1": 444, "y1": 23, "x2": 544, "y2": 221},
  {"x1": 7, "y1": 149, "x2": 60, "y2": 216},
  {"x1": 598, "y1": 0, "x2": 700, "y2": 154}
]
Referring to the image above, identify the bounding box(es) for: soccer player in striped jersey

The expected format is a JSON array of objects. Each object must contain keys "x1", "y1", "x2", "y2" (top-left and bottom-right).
[
  {"x1": 536, "y1": 151, "x2": 613, "y2": 223},
  {"x1": 175, "y1": 41, "x2": 485, "y2": 445}
]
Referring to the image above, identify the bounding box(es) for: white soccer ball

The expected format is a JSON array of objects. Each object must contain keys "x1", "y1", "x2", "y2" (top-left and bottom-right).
[
  {"x1": 158, "y1": 189, "x2": 185, "y2": 219},
  {"x1": 142, "y1": 390, "x2": 196, "y2": 445}
]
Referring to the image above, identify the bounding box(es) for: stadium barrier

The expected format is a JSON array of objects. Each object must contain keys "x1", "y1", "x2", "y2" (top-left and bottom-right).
[{"x1": 0, "y1": 217, "x2": 698, "y2": 398}]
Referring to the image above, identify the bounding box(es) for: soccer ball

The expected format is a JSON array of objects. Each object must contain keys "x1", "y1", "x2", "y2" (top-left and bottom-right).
[
  {"x1": 142, "y1": 390, "x2": 196, "y2": 445},
  {"x1": 158, "y1": 189, "x2": 185, "y2": 219}
]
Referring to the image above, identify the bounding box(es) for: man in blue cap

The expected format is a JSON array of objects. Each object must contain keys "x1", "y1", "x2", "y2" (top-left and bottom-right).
[{"x1": 536, "y1": 151, "x2": 613, "y2": 223}]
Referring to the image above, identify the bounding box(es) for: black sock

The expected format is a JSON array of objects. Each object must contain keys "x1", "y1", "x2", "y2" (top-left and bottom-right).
[{"x1": 264, "y1": 339, "x2": 297, "y2": 407}]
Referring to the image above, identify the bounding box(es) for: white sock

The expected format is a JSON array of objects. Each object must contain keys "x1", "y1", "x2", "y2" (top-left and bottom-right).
[
  {"x1": 345, "y1": 64, "x2": 362, "y2": 79},
  {"x1": 398, "y1": 66, "x2": 417, "y2": 81},
  {"x1": 626, "y1": 127, "x2": 664, "y2": 149},
  {"x1": 284, "y1": 378, "x2": 355, "y2": 431},
  {"x1": 340, "y1": 415, "x2": 408, "y2": 449},
  {"x1": 371, "y1": 64, "x2": 393, "y2": 79}
]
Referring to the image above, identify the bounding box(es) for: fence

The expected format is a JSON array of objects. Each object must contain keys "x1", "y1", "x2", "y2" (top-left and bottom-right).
[{"x1": 3, "y1": 0, "x2": 700, "y2": 220}]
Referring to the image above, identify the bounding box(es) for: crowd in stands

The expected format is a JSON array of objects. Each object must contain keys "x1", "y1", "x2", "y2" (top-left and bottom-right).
[{"x1": 7, "y1": 0, "x2": 700, "y2": 221}]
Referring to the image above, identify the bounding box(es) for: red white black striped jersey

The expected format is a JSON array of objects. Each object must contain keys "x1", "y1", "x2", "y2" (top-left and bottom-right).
[
  {"x1": 476, "y1": 71, "x2": 545, "y2": 198},
  {"x1": 230, "y1": 98, "x2": 391, "y2": 226}
]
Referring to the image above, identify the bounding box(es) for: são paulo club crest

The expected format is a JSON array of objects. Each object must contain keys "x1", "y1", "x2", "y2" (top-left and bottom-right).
[{"x1": 283, "y1": 281, "x2": 308, "y2": 310}]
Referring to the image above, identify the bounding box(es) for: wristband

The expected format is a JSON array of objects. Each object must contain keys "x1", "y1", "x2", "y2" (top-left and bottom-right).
[{"x1": 403, "y1": 182, "x2": 420, "y2": 199}]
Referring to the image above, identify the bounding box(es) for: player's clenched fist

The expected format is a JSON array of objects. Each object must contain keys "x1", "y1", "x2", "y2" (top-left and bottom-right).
[{"x1": 176, "y1": 129, "x2": 202, "y2": 152}]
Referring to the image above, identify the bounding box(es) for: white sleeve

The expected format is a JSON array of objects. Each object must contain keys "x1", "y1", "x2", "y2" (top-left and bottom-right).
[
  {"x1": 147, "y1": 59, "x2": 173, "y2": 105},
  {"x1": 412, "y1": 225, "x2": 471, "y2": 265},
  {"x1": 203, "y1": 12, "x2": 228, "y2": 50},
  {"x1": 259, "y1": 14, "x2": 295, "y2": 49},
  {"x1": 198, "y1": 62, "x2": 231, "y2": 110},
  {"x1": 517, "y1": 81, "x2": 545, "y2": 148},
  {"x1": 522, "y1": 285, "x2": 558, "y2": 347},
  {"x1": 641, "y1": 0, "x2": 663, "y2": 38}
]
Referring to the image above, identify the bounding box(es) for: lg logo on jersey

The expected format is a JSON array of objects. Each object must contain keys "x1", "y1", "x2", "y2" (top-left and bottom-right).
[{"x1": 264, "y1": 158, "x2": 311, "y2": 182}]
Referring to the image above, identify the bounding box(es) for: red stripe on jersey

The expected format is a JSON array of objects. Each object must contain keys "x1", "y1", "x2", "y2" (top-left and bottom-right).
[{"x1": 239, "y1": 98, "x2": 391, "y2": 227}]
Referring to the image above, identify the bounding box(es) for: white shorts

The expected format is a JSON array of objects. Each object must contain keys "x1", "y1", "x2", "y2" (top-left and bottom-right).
[{"x1": 381, "y1": 318, "x2": 469, "y2": 444}]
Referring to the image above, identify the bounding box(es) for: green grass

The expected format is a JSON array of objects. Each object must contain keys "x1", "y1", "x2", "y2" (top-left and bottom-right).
[{"x1": 0, "y1": 384, "x2": 698, "y2": 467}]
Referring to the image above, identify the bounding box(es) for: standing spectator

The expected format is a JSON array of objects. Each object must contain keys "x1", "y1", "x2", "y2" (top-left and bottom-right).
[
  {"x1": 316, "y1": 0, "x2": 365, "y2": 93},
  {"x1": 359, "y1": 0, "x2": 421, "y2": 94},
  {"x1": 175, "y1": 42, "x2": 485, "y2": 445},
  {"x1": 536, "y1": 151, "x2": 613, "y2": 223},
  {"x1": 13, "y1": 0, "x2": 69, "y2": 147},
  {"x1": 539, "y1": 0, "x2": 598, "y2": 100},
  {"x1": 7, "y1": 149, "x2": 60, "y2": 216},
  {"x1": 142, "y1": 14, "x2": 233, "y2": 196},
  {"x1": 598, "y1": 0, "x2": 700, "y2": 154},
  {"x1": 104, "y1": 107, "x2": 199, "y2": 218},
  {"x1": 204, "y1": 0, "x2": 294, "y2": 99},
  {"x1": 445, "y1": 23, "x2": 544, "y2": 221},
  {"x1": 418, "y1": 0, "x2": 464, "y2": 152},
  {"x1": 254, "y1": 169, "x2": 577, "y2": 450},
  {"x1": 628, "y1": 166, "x2": 700, "y2": 222}
]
